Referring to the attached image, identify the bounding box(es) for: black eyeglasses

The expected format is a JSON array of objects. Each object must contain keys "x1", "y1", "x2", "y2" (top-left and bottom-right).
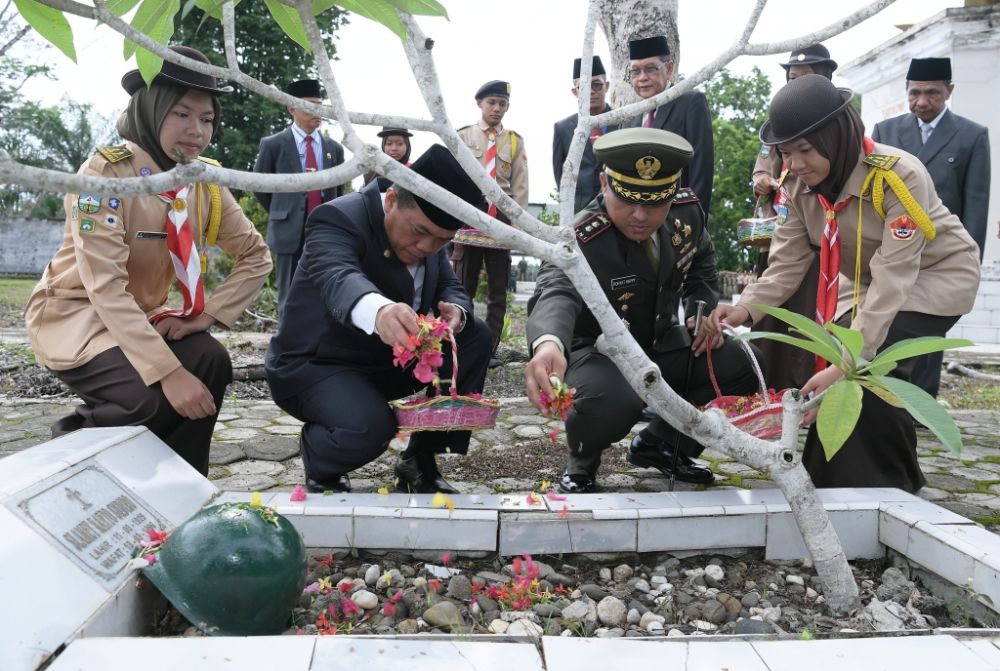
[
  {"x1": 628, "y1": 63, "x2": 666, "y2": 79},
  {"x1": 576, "y1": 79, "x2": 607, "y2": 91}
]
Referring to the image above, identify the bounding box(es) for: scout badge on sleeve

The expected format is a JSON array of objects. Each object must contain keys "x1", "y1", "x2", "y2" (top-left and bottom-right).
[
  {"x1": 888, "y1": 215, "x2": 918, "y2": 241},
  {"x1": 391, "y1": 314, "x2": 500, "y2": 431}
]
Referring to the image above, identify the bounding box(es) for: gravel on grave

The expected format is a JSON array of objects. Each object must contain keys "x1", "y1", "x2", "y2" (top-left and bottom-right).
[{"x1": 154, "y1": 550, "x2": 989, "y2": 639}]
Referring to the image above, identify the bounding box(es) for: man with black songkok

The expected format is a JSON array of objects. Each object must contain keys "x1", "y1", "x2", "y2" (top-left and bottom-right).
[
  {"x1": 552, "y1": 56, "x2": 619, "y2": 212},
  {"x1": 873, "y1": 56, "x2": 991, "y2": 397},
  {"x1": 254, "y1": 78, "x2": 346, "y2": 313},
  {"x1": 266, "y1": 145, "x2": 492, "y2": 495}
]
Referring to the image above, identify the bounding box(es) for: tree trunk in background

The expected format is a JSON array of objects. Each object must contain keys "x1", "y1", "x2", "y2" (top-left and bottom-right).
[{"x1": 597, "y1": 0, "x2": 678, "y2": 109}]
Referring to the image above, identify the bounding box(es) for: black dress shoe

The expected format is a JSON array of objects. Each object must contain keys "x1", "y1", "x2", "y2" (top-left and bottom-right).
[
  {"x1": 488, "y1": 357, "x2": 503, "y2": 369},
  {"x1": 627, "y1": 434, "x2": 715, "y2": 485},
  {"x1": 640, "y1": 406, "x2": 657, "y2": 422},
  {"x1": 306, "y1": 474, "x2": 352, "y2": 493},
  {"x1": 417, "y1": 452, "x2": 459, "y2": 494},
  {"x1": 558, "y1": 470, "x2": 597, "y2": 494},
  {"x1": 394, "y1": 455, "x2": 426, "y2": 493}
]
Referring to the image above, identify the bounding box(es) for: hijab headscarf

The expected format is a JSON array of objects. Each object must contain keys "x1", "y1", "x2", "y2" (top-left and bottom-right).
[
  {"x1": 802, "y1": 103, "x2": 866, "y2": 203},
  {"x1": 116, "y1": 83, "x2": 222, "y2": 171}
]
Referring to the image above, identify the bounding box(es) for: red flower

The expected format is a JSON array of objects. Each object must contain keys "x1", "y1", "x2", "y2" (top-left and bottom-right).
[
  {"x1": 428, "y1": 578, "x2": 441, "y2": 592},
  {"x1": 513, "y1": 556, "x2": 522, "y2": 575},
  {"x1": 338, "y1": 581, "x2": 353, "y2": 594},
  {"x1": 341, "y1": 599, "x2": 360, "y2": 617},
  {"x1": 382, "y1": 601, "x2": 397, "y2": 617},
  {"x1": 441, "y1": 551, "x2": 452, "y2": 566}
]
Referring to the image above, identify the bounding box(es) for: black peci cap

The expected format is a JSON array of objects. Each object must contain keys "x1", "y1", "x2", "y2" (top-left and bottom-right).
[
  {"x1": 906, "y1": 57, "x2": 952, "y2": 82},
  {"x1": 406, "y1": 145, "x2": 484, "y2": 231},
  {"x1": 121, "y1": 45, "x2": 233, "y2": 96},
  {"x1": 628, "y1": 35, "x2": 670, "y2": 60},
  {"x1": 475, "y1": 80, "x2": 510, "y2": 100},
  {"x1": 573, "y1": 56, "x2": 606, "y2": 79},
  {"x1": 285, "y1": 79, "x2": 323, "y2": 99}
]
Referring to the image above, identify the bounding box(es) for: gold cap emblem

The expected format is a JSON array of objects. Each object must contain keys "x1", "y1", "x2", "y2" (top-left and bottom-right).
[
  {"x1": 796, "y1": 53, "x2": 806, "y2": 61},
  {"x1": 635, "y1": 155, "x2": 661, "y2": 180}
]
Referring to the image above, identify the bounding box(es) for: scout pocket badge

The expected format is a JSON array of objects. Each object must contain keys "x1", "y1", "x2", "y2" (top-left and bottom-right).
[{"x1": 738, "y1": 169, "x2": 788, "y2": 248}]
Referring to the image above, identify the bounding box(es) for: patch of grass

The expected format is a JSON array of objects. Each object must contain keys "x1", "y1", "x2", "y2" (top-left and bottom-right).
[
  {"x1": 971, "y1": 515, "x2": 1000, "y2": 527},
  {"x1": 0, "y1": 278, "x2": 37, "y2": 306},
  {"x1": 940, "y1": 377, "x2": 1000, "y2": 411},
  {"x1": 973, "y1": 480, "x2": 1000, "y2": 494}
]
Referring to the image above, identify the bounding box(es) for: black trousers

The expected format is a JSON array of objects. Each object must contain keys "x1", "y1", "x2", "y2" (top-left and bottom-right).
[
  {"x1": 451, "y1": 244, "x2": 510, "y2": 353},
  {"x1": 909, "y1": 350, "x2": 944, "y2": 398},
  {"x1": 802, "y1": 311, "x2": 959, "y2": 493},
  {"x1": 563, "y1": 338, "x2": 762, "y2": 476},
  {"x1": 274, "y1": 316, "x2": 492, "y2": 482},
  {"x1": 51, "y1": 332, "x2": 232, "y2": 475}
]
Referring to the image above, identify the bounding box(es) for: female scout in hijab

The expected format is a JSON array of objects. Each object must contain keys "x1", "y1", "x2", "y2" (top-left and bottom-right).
[
  {"x1": 708, "y1": 75, "x2": 980, "y2": 493},
  {"x1": 362, "y1": 126, "x2": 413, "y2": 187},
  {"x1": 24, "y1": 45, "x2": 272, "y2": 475}
]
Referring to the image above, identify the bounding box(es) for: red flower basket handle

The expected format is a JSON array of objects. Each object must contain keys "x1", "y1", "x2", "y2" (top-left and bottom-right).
[{"x1": 706, "y1": 325, "x2": 770, "y2": 402}]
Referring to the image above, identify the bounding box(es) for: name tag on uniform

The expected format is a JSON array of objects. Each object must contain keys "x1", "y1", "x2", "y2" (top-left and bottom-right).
[
  {"x1": 611, "y1": 275, "x2": 638, "y2": 291},
  {"x1": 136, "y1": 231, "x2": 167, "y2": 239}
]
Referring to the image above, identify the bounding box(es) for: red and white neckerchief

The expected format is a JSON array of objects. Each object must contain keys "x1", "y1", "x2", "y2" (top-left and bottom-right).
[
  {"x1": 148, "y1": 184, "x2": 204, "y2": 325},
  {"x1": 484, "y1": 128, "x2": 498, "y2": 217}
]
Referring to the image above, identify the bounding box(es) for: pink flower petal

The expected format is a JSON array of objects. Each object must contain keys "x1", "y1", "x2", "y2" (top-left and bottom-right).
[
  {"x1": 546, "y1": 490, "x2": 567, "y2": 501},
  {"x1": 290, "y1": 484, "x2": 308, "y2": 502}
]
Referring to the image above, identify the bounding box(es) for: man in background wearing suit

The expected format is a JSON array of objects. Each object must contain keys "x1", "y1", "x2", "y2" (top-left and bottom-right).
[
  {"x1": 254, "y1": 78, "x2": 346, "y2": 313},
  {"x1": 625, "y1": 35, "x2": 715, "y2": 219},
  {"x1": 552, "y1": 56, "x2": 618, "y2": 213},
  {"x1": 265, "y1": 146, "x2": 491, "y2": 495},
  {"x1": 872, "y1": 57, "x2": 991, "y2": 397}
]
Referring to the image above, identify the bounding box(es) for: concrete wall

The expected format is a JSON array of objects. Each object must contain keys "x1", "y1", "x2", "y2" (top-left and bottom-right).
[
  {"x1": 840, "y1": 6, "x2": 1000, "y2": 262},
  {"x1": 0, "y1": 218, "x2": 63, "y2": 275}
]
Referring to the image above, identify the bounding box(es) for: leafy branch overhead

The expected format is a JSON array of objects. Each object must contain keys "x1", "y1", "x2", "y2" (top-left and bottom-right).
[{"x1": 742, "y1": 304, "x2": 972, "y2": 459}]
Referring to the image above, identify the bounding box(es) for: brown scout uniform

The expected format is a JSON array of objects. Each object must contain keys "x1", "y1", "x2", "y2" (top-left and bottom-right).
[
  {"x1": 739, "y1": 141, "x2": 980, "y2": 360},
  {"x1": 25, "y1": 141, "x2": 272, "y2": 385},
  {"x1": 457, "y1": 120, "x2": 529, "y2": 211},
  {"x1": 740, "y1": 142, "x2": 980, "y2": 493}
]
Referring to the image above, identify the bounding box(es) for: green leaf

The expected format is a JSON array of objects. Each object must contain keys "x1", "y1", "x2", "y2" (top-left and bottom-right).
[
  {"x1": 738, "y1": 331, "x2": 844, "y2": 370},
  {"x1": 859, "y1": 359, "x2": 897, "y2": 377},
  {"x1": 381, "y1": 0, "x2": 448, "y2": 18},
  {"x1": 817, "y1": 379, "x2": 863, "y2": 461},
  {"x1": 106, "y1": 0, "x2": 144, "y2": 15},
  {"x1": 868, "y1": 337, "x2": 974, "y2": 369},
  {"x1": 826, "y1": 323, "x2": 863, "y2": 363},
  {"x1": 192, "y1": 0, "x2": 239, "y2": 20},
  {"x1": 872, "y1": 375, "x2": 962, "y2": 455},
  {"x1": 124, "y1": 0, "x2": 178, "y2": 62},
  {"x1": 752, "y1": 304, "x2": 844, "y2": 361},
  {"x1": 13, "y1": 0, "x2": 76, "y2": 62},
  {"x1": 263, "y1": 0, "x2": 311, "y2": 50},
  {"x1": 858, "y1": 379, "x2": 904, "y2": 408},
  {"x1": 316, "y1": 0, "x2": 406, "y2": 38}
]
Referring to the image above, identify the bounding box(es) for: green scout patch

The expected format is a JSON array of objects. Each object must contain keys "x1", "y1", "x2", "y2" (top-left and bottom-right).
[{"x1": 80, "y1": 218, "x2": 96, "y2": 233}]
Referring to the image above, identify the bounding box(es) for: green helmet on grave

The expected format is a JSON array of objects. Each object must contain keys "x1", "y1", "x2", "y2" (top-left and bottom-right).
[{"x1": 143, "y1": 502, "x2": 306, "y2": 636}]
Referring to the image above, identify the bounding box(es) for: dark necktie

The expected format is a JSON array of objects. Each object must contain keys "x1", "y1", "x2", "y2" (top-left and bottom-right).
[{"x1": 304, "y1": 135, "x2": 322, "y2": 214}]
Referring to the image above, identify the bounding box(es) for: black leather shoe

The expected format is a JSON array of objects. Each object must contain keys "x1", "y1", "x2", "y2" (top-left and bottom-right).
[
  {"x1": 306, "y1": 474, "x2": 352, "y2": 493},
  {"x1": 394, "y1": 455, "x2": 426, "y2": 492},
  {"x1": 627, "y1": 434, "x2": 715, "y2": 485},
  {"x1": 640, "y1": 406, "x2": 657, "y2": 422},
  {"x1": 558, "y1": 470, "x2": 597, "y2": 494},
  {"x1": 488, "y1": 357, "x2": 503, "y2": 369},
  {"x1": 417, "y1": 452, "x2": 459, "y2": 494}
]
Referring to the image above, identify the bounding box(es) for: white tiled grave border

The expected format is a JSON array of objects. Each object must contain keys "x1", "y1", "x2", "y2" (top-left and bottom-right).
[{"x1": 9, "y1": 428, "x2": 1000, "y2": 670}]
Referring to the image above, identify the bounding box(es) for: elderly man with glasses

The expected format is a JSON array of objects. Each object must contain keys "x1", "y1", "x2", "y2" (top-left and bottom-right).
[
  {"x1": 552, "y1": 56, "x2": 620, "y2": 213},
  {"x1": 625, "y1": 35, "x2": 715, "y2": 219}
]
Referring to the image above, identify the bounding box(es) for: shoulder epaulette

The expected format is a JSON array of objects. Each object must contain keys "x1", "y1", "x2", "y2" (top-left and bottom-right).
[
  {"x1": 575, "y1": 212, "x2": 612, "y2": 244},
  {"x1": 507, "y1": 130, "x2": 522, "y2": 140},
  {"x1": 672, "y1": 187, "x2": 700, "y2": 205},
  {"x1": 96, "y1": 145, "x2": 133, "y2": 164},
  {"x1": 197, "y1": 156, "x2": 222, "y2": 167},
  {"x1": 863, "y1": 153, "x2": 900, "y2": 170},
  {"x1": 457, "y1": 124, "x2": 473, "y2": 133}
]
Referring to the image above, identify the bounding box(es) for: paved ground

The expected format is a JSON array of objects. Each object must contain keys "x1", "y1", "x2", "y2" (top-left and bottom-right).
[{"x1": 3, "y1": 391, "x2": 1000, "y2": 527}]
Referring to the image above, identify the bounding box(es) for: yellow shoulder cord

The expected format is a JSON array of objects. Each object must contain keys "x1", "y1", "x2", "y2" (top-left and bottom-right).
[
  {"x1": 851, "y1": 166, "x2": 937, "y2": 323},
  {"x1": 510, "y1": 132, "x2": 517, "y2": 159},
  {"x1": 194, "y1": 183, "x2": 223, "y2": 273}
]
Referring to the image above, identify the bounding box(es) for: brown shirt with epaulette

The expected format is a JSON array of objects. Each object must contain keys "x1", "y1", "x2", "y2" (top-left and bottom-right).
[
  {"x1": 457, "y1": 120, "x2": 529, "y2": 208},
  {"x1": 739, "y1": 141, "x2": 980, "y2": 359},
  {"x1": 24, "y1": 141, "x2": 272, "y2": 385},
  {"x1": 527, "y1": 188, "x2": 718, "y2": 356}
]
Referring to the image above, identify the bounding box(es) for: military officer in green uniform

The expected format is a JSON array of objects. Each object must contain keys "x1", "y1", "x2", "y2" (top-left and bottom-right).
[{"x1": 525, "y1": 128, "x2": 759, "y2": 493}]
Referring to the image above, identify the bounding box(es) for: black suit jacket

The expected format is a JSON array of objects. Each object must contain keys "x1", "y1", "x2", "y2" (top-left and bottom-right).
[
  {"x1": 626, "y1": 90, "x2": 715, "y2": 218},
  {"x1": 552, "y1": 105, "x2": 618, "y2": 212},
  {"x1": 872, "y1": 109, "x2": 990, "y2": 258},
  {"x1": 253, "y1": 127, "x2": 346, "y2": 254},
  {"x1": 265, "y1": 183, "x2": 471, "y2": 400}
]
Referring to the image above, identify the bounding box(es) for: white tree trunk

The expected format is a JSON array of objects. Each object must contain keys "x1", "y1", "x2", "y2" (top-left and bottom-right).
[{"x1": 4, "y1": 0, "x2": 905, "y2": 615}]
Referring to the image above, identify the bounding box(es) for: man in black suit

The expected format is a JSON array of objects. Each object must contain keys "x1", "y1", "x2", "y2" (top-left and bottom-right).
[
  {"x1": 872, "y1": 57, "x2": 991, "y2": 397},
  {"x1": 254, "y1": 79, "x2": 346, "y2": 313},
  {"x1": 625, "y1": 35, "x2": 715, "y2": 219},
  {"x1": 265, "y1": 145, "x2": 492, "y2": 495},
  {"x1": 552, "y1": 56, "x2": 618, "y2": 212}
]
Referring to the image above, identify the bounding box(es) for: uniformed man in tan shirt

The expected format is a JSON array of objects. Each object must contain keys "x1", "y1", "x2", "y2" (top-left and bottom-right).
[{"x1": 452, "y1": 80, "x2": 529, "y2": 362}]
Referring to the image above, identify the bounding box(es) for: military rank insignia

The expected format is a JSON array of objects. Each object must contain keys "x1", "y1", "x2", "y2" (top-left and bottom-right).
[
  {"x1": 888, "y1": 215, "x2": 918, "y2": 241},
  {"x1": 575, "y1": 214, "x2": 611, "y2": 244}
]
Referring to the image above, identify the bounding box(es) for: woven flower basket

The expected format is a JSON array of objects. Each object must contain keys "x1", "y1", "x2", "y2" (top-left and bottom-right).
[
  {"x1": 737, "y1": 195, "x2": 778, "y2": 248},
  {"x1": 703, "y1": 328, "x2": 786, "y2": 440},
  {"x1": 391, "y1": 325, "x2": 500, "y2": 432}
]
